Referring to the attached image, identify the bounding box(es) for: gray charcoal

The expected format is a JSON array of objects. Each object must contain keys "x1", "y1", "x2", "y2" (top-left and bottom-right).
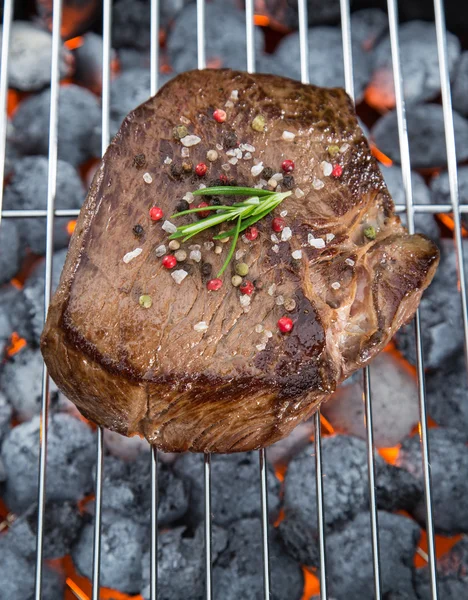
[
  {"x1": 1, "y1": 346, "x2": 74, "y2": 421},
  {"x1": 73, "y1": 32, "x2": 106, "y2": 94},
  {"x1": 1, "y1": 413, "x2": 95, "y2": 512},
  {"x1": 376, "y1": 463, "x2": 423, "y2": 514},
  {"x1": 426, "y1": 353, "x2": 468, "y2": 439},
  {"x1": 325, "y1": 511, "x2": 420, "y2": 600},
  {"x1": 263, "y1": 27, "x2": 370, "y2": 101},
  {"x1": 381, "y1": 164, "x2": 440, "y2": 242},
  {"x1": 369, "y1": 21, "x2": 460, "y2": 109},
  {"x1": 22, "y1": 248, "x2": 68, "y2": 344},
  {"x1": 141, "y1": 524, "x2": 228, "y2": 600},
  {"x1": 416, "y1": 536, "x2": 468, "y2": 600},
  {"x1": 0, "y1": 284, "x2": 33, "y2": 347},
  {"x1": 101, "y1": 453, "x2": 189, "y2": 526},
  {"x1": 167, "y1": 3, "x2": 264, "y2": 73},
  {"x1": 321, "y1": 351, "x2": 420, "y2": 448},
  {"x1": 6, "y1": 500, "x2": 83, "y2": 560},
  {"x1": 0, "y1": 220, "x2": 22, "y2": 285},
  {"x1": 41, "y1": 566, "x2": 65, "y2": 600},
  {"x1": 350, "y1": 8, "x2": 388, "y2": 52},
  {"x1": 267, "y1": 417, "x2": 316, "y2": 465},
  {"x1": 10, "y1": 84, "x2": 101, "y2": 167},
  {"x1": 0, "y1": 392, "x2": 12, "y2": 445},
  {"x1": 3, "y1": 156, "x2": 85, "y2": 254},
  {"x1": 0, "y1": 539, "x2": 34, "y2": 600},
  {"x1": 117, "y1": 47, "x2": 150, "y2": 71},
  {"x1": 394, "y1": 239, "x2": 466, "y2": 368},
  {"x1": 397, "y1": 428, "x2": 468, "y2": 535},
  {"x1": 0, "y1": 21, "x2": 72, "y2": 92},
  {"x1": 36, "y1": 0, "x2": 100, "y2": 39},
  {"x1": 453, "y1": 51, "x2": 468, "y2": 117},
  {"x1": 173, "y1": 451, "x2": 280, "y2": 526},
  {"x1": 72, "y1": 509, "x2": 146, "y2": 594},
  {"x1": 371, "y1": 104, "x2": 468, "y2": 169},
  {"x1": 431, "y1": 165, "x2": 468, "y2": 229},
  {"x1": 262, "y1": 0, "x2": 340, "y2": 29},
  {"x1": 213, "y1": 518, "x2": 303, "y2": 600}
]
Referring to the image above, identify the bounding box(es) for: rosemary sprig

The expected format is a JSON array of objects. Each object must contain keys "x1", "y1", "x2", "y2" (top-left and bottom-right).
[{"x1": 169, "y1": 186, "x2": 291, "y2": 277}]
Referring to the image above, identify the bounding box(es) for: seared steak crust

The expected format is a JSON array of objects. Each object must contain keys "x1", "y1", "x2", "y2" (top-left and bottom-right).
[{"x1": 41, "y1": 70, "x2": 439, "y2": 452}]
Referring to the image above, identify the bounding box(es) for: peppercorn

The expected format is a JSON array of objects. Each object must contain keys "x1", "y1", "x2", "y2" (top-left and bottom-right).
[
  {"x1": 201, "y1": 263, "x2": 213, "y2": 277},
  {"x1": 278, "y1": 316, "x2": 294, "y2": 333},
  {"x1": 272, "y1": 217, "x2": 285, "y2": 233},
  {"x1": 332, "y1": 164, "x2": 343, "y2": 177},
  {"x1": 132, "y1": 153, "x2": 146, "y2": 169},
  {"x1": 176, "y1": 200, "x2": 190, "y2": 213},
  {"x1": 211, "y1": 197, "x2": 221, "y2": 206},
  {"x1": 251, "y1": 114, "x2": 265, "y2": 132},
  {"x1": 169, "y1": 240, "x2": 180, "y2": 250},
  {"x1": 281, "y1": 159, "x2": 295, "y2": 173},
  {"x1": 183, "y1": 263, "x2": 194, "y2": 274},
  {"x1": 207, "y1": 278, "x2": 223, "y2": 291},
  {"x1": 232, "y1": 275, "x2": 242, "y2": 287},
  {"x1": 364, "y1": 226, "x2": 376, "y2": 240},
  {"x1": 162, "y1": 255, "x2": 177, "y2": 269},
  {"x1": 133, "y1": 224, "x2": 144, "y2": 237},
  {"x1": 195, "y1": 163, "x2": 208, "y2": 177},
  {"x1": 182, "y1": 161, "x2": 193, "y2": 173},
  {"x1": 282, "y1": 175, "x2": 295, "y2": 190},
  {"x1": 170, "y1": 163, "x2": 184, "y2": 179},
  {"x1": 175, "y1": 250, "x2": 187, "y2": 262},
  {"x1": 197, "y1": 202, "x2": 211, "y2": 218},
  {"x1": 240, "y1": 280, "x2": 254, "y2": 295},
  {"x1": 172, "y1": 125, "x2": 188, "y2": 139},
  {"x1": 139, "y1": 295, "x2": 152, "y2": 308},
  {"x1": 149, "y1": 206, "x2": 163, "y2": 221},
  {"x1": 213, "y1": 109, "x2": 226, "y2": 123},
  {"x1": 254, "y1": 279, "x2": 263, "y2": 290},
  {"x1": 223, "y1": 131, "x2": 237, "y2": 149},
  {"x1": 245, "y1": 226, "x2": 259, "y2": 241},
  {"x1": 262, "y1": 167, "x2": 274, "y2": 180},
  {"x1": 235, "y1": 263, "x2": 249, "y2": 276}
]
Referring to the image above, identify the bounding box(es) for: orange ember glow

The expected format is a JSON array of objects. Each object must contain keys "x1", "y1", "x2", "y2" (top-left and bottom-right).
[
  {"x1": 414, "y1": 530, "x2": 463, "y2": 568},
  {"x1": 301, "y1": 567, "x2": 320, "y2": 599},
  {"x1": 370, "y1": 144, "x2": 393, "y2": 167},
  {"x1": 254, "y1": 14, "x2": 270, "y2": 26},
  {"x1": 274, "y1": 507, "x2": 285, "y2": 527},
  {"x1": 320, "y1": 413, "x2": 335, "y2": 435},
  {"x1": 67, "y1": 220, "x2": 77, "y2": 235},
  {"x1": 6, "y1": 332, "x2": 27, "y2": 357},
  {"x1": 274, "y1": 463, "x2": 287, "y2": 482},
  {"x1": 7, "y1": 89, "x2": 24, "y2": 117},
  {"x1": 65, "y1": 36, "x2": 85, "y2": 50},
  {"x1": 10, "y1": 277, "x2": 23, "y2": 290},
  {"x1": 378, "y1": 445, "x2": 400, "y2": 465},
  {"x1": 437, "y1": 213, "x2": 468, "y2": 237}
]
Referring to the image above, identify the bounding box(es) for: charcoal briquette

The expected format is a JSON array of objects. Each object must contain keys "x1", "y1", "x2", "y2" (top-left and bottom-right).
[
  {"x1": 0, "y1": 392, "x2": 12, "y2": 448},
  {"x1": 0, "y1": 539, "x2": 34, "y2": 600},
  {"x1": 350, "y1": 8, "x2": 388, "y2": 52},
  {"x1": 452, "y1": 50, "x2": 468, "y2": 117},
  {"x1": 262, "y1": 0, "x2": 341, "y2": 29},
  {"x1": 0, "y1": 220, "x2": 22, "y2": 285},
  {"x1": 0, "y1": 284, "x2": 33, "y2": 347},
  {"x1": 431, "y1": 165, "x2": 468, "y2": 229}
]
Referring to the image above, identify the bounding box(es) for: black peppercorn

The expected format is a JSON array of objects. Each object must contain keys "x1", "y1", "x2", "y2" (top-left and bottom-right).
[
  {"x1": 182, "y1": 161, "x2": 193, "y2": 173},
  {"x1": 132, "y1": 153, "x2": 146, "y2": 169},
  {"x1": 133, "y1": 224, "x2": 144, "y2": 237},
  {"x1": 262, "y1": 167, "x2": 274, "y2": 180},
  {"x1": 201, "y1": 262, "x2": 213, "y2": 277},
  {"x1": 170, "y1": 163, "x2": 184, "y2": 179},
  {"x1": 282, "y1": 175, "x2": 295, "y2": 189},
  {"x1": 176, "y1": 200, "x2": 190, "y2": 212},
  {"x1": 254, "y1": 279, "x2": 263, "y2": 290},
  {"x1": 183, "y1": 263, "x2": 194, "y2": 274},
  {"x1": 211, "y1": 197, "x2": 221, "y2": 206},
  {"x1": 223, "y1": 131, "x2": 237, "y2": 149}
]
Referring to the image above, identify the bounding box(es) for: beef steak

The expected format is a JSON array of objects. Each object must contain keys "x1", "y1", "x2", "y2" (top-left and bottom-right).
[{"x1": 41, "y1": 70, "x2": 439, "y2": 453}]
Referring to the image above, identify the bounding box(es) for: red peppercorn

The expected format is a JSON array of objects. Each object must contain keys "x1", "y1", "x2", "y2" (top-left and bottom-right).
[
  {"x1": 207, "y1": 278, "x2": 223, "y2": 291},
  {"x1": 219, "y1": 174, "x2": 228, "y2": 184},
  {"x1": 240, "y1": 280, "x2": 254, "y2": 295},
  {"x1": 162, "y1": 255, "x2": 177, "y2": 269},
  {"x1": 272, "y1": 217, "x2": 285, "y2": 233},
  {"x1": 213, "y1": 109, "x2": 227, "y2": 123},
  {"x1": 149, "y1": 206, "x2": 163, "y2": 221},
  {"x1": 195, "y1": 163, "x2": 208, "y2": 177},
  {"x1": 281, "y1": 159, "x2": 295, "y2": 173},
  {"x1": 278, "y1": 316, "x2": 294, "y2": 333},
  {"x1": 245, "y1": 226, "x2": 259, "y2": 241},
  {"x1": 332, "y1": 164, "x2": 343, "y2": 177},
  {"x1": 197, "y1": 201, "x2": 211, "y2": 218}
]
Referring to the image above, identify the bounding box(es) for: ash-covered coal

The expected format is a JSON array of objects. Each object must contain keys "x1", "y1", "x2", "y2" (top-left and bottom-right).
[
  {"x1": 214, "y1": 518, "x2": 304, "y2": 600},
  {"x1": 1, "y1": 413, "x2": 95, "y2": 512},
  {"x1": 167, "y1": 3, "x2": 264, "y2": 72},
  {"x1": 397, "y1": 428, "x2": 468, "y2": 535},
  {"x1": 141, "y1": 524, "x2": 228, "y2": 600},
  {"x1": 10, "y1": 84, "x2": 101, "y2": 167},
  {"x1": 100, "y1": 453, "x2": 189, "y2": 527},
  {"x1": 3, "y1": 157, "x2": 85, "y2": 254},
  {"x1": 0, "y1": 21, "x2": 72, "y2": 91},
  {"x1": 5, "y1": 500, "x2": 83, "y2": 560},
  {"x1": 381, "y1": 164, "x2": 440, "y2": 242},
  {"x1": 426, "y1": 353, "x2": 468, "y2": 439},
  {"x1": 0, "y1": 284, "x2": 33, "y2": 347},
  {"x1": 431, "y1": 165, "x2": 468, "y2": 228},
  {"x1": 416, "y1": 536, "x2": 468, "y2": 600},
  {"x1": 278, "y1": 436, "x2": 421, "y2": 565},
  {"x1": 258, "y1": 27, "x2": 370, "y2": 101},
  {"x1": 73, "y1": 509, "x2": 147, "y2": 595},
  {"x1": 266, "y1": 417, "x2": 316, "y2": 465},
  {"x1": 321, "y1": 351, "x2": 420, "y2": 448},
  {"x1": 0, "y1": 220, "x2": 22, "y2": 285},
  {"x1": 394, "y1": 239, "x2": 466, "y2": 368},
  {"x1": 453, "y1": 51, "x2": 468, "y2": 117},
  {"x1": 371, "y1": 104, "x2": 468, "y2": 169},
  {"x1": 351, "y1": 8, "x2": 388, "y2": 52},
  {"x1": 0, "y1": 392, "x2": 12, "y2": 446},
  {"x1": 73, "y1": 32, "x2": 108, "y2": 94},
  {"x1": 173, "y1": 451, "x2": 280, "y2": 527},
  {"x1": 260, "y1": 0, "x2": 341, "y2": 29},
  {"x1": 22, "y1": 248, "x2": 67, "y2": 345},
  {"x1": 324, "y1": 511, "x2": 420, "y2": 600},
  {"x1": 368, "y1": 21, "x2": 460, "y2": 110}
]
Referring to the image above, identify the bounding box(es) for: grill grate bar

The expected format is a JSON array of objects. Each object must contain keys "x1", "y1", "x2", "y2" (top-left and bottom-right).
[
  {"x1": 387, "y1": 2, "x2": 439, "y2": 597},
  {"x1": 245, "y1": 0, "x2": 255, "y2": 74},
  {"x1": 0, "y1": 0, "x2": 13, "y2": 224},
  {"x1": 340, "y1": 2, "x2": 382, "y2": 598},
  {"x1": 204, "y1": 453, "x2": 213, "y2": 600}
]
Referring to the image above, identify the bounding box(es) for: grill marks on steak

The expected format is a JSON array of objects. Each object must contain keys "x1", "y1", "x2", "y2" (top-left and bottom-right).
[{"x1": 41, "y1": 70, "x2": 439, "y2": 453}]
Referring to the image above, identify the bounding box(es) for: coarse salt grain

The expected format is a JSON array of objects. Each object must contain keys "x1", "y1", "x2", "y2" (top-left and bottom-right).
[
  {"x1": 280, "y1": 210, "x2": 288, "y2": 217},
  {"x1": 321, "y1": 161, "x2": 332, "y2": 176},
  {"x1": 276, "y1": 295, "x2": 285, "y2": 305},
  {"x1": 225, "y1": 100, "x2": 234, "y2": 108},
  {"x1": 171, "y1": 269, "x2": 188, "y2": 284},
  {"x1": 164, "y1": 156, "x2": 172, "y2": 165},
  {"x1": 231, "y1": 90, "x2": 239, "y2": 100},
  {"x1": 235, "y1": 250, "x2": 245, "y2": 260},
  {"x1": 226, "y1": 149, "x2": 236, "y2": 157},
  {"x1": 180, "y1": 134, "x2": 201, "y2": 147},
  {"x1": 340, "y1": 143, "x2": 350, "y2": 153},
  {"x1": 282, "y1": 130, "x2": 295, "y2": 141},
  {"x1": 272, "y1": 173, "x2": 283, "y2": 182},
  {"x1": 228, "y1": 157, "x2": 238, "y2": 165},
  {"x1": 143, "y1": 172, "x2": 153, "y2": 184},
  {"x1": 194, "y1": 321, "x2": 209, "y2": 332},
  {"x1": 326, "y1": 233, "x2": 335, "y2": 243},
  {"x1": 272, "y1": 244, "x2": 279, "y2": 253},
  {"x1": 265, "y1": 330, "x2": 273, "y2": 338},
  {"x1": 281, "y1": 227, "x2": 292, "y2": 242},
  {"x1": 312, "y1": 177, "x2": 324, "y2": 190},
  {"x1": 204, "y1": 241, "x2": 215, "y2": 250},
  {"x1": 256, "y1": 343, "x2": 266, "y2": 351},
  {"x1": 295, "y1": 188, "x2": 305, "y2": 198},
  {"x1": 162, "y1": 220, "x2": 177, "y2": 234},
  {"x1": 268, "y1": 284, "x2": 277, "y2": 296},
  {"x1": 271, "y1": 234, "x2": 279, "y2": 243},
  {"x1": 268, "y1": 178, "x2": 278, "y2": 189},
  {"x1": 183, "y1": 192, "x2": 194, "y2": 203},
  {"x1": 251, "y1": 162, "x2": 264, "y2": 177},
  {"x1": 214, "y1": 246, "x2": 222, "y2": 254},
  {"x1": 241, "y1": 235, "x2": 250, "y2": 244},
  {"x1": 331, "y1": 282, "x2": 341, "y2": 290},
  {"x1": 243, "y1": 152, "x2": 252, "y2": 160},
  {"x1": 155, "y1": 245, "x2": 166, "y2": 257},
  {"x1": 255, "y1": 324, "x2": 264, "y2": 333},
  {"x1": 309, "y1": 237, "x2": 325, "y2": 249},
  {"x1": 221, "y1": 163, "x2": 231, "y2": 171},
  {"x1": 216, "y1": 143, "x2": 223, "y2": 151},
  {"x1": 180, "y1": 116, "x2": 190, "y2": 125},
  {"x1": 240, "y1": 295, "x2": 251, "y2": 308},
  {"x1": 207, "y1": 150, "x2": 218, "y2": 162},
  {"x1": 244, "y1": 144, "x2": 255, "y2": 152},
  {"x1": 181, "y1": 147, "x2": 190, "y2": 157},
  {"x1": 123, "y1": 248, "x2": 142, "y2": 263},
  {"x1": 292, "y1": 250, "x2": 302, "y2": 259},
  {"x1": 345, "y1": 258, "x2": 355, "y2": 266},
  {"x1": 235, "y1": 148, "x2": 242, "y2": 159},
  {"x1": 198, "y1": 184, "x2": 206, "y2": 189},
  {"x1": 190, "y1": 249, "x2": 202, "y2": 262}
]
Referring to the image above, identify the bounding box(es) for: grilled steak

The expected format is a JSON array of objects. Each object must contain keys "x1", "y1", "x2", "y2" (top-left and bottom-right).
[{"x1": 41, "y1": 70, "x2": 439, "y2": 453}]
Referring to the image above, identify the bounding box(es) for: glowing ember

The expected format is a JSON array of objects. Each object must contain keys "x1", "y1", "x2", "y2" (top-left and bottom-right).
[
  {"x1": 437, "y1": 213, "x2": 468, "y2": 237},
  {"x1": 6, "y1": 332, "x2": 27, "y2": 357},
  {"x1": 378, "y1": 445, "x2": 400, "y2": 465},
  {"x1": 65, "y1": 36, "x2": 85, "y2": 50},
  {"x1": 370, "y1": 143, "x2": 393, "y2": 167},
  {"x1": 67, "y1": 220, "x2": 77, "y2": 235},
  {"x1": 301, "y1": 567, "x2": 320, "y2": 599},
  {"x1": 254, "y1": 14, "x2": 270, "y2": 26}
]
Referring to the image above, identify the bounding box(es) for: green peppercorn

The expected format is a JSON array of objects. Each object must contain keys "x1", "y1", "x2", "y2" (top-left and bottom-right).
[
  {"x1": 364, "y1": 226, "x2": 376, "y2": 240},
  {"x1": 139, "y1": 295, "x2": 152, "y2": 309},
  {"x1": 173, "y1": 125, "x2": 188, "y2": 139},
  {"x1": 327, "y1": 145, "x2": 340, "y2": 157},
  {"x1": 251, "y1": 114, "x2": 266, "y2": 132},
  {"x1": 235, "y1": 263, "x2": 249, "y2": 276},
  {"x1": 231, "y1": 275, "x2": 243, "y2": 287}
]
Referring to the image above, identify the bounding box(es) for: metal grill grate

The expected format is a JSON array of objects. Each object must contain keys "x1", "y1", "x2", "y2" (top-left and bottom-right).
[{"x1": 0, "y1": 0, "x2": 466, "y2": 598}]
